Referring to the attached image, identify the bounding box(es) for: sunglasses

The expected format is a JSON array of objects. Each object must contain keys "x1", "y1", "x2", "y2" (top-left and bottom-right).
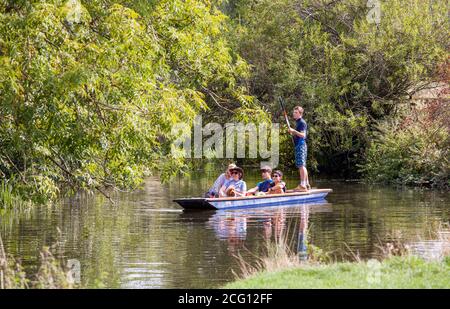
[
  {"x1": 231, "y1": 171, "x2": 240, "y2": 175},
  {"x1": 272, "y1": 174, "x2": 281, "y2": 178}
]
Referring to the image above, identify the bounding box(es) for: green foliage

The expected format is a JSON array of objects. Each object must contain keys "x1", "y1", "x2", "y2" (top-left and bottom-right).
[
  {"x1": 1, "y1": 0, "x2": 448, "y2": 204},
  {"x1": 0, "y1": 179, "x2": 31, "y2": 209},
  {"x1": 1, "y1": 234, "x2": 78, "y2": 289},
  {"x1": 0, "y1": 0, "x2": 250, "y2": 203},
  {"x1": 359, "y1": 101, "x2": 449, "y2": 187},
  {"x1": 33, "y1": 246, "x2": 75, "y2": 289},
  {"x1": 225, "y1": 0, "x2": 449, "y2": 175}
]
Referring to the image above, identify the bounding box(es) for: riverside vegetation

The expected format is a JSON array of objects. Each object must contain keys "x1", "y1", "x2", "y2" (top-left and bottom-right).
[
  {"x1": 226, "y1": 225, "x2": 450, "y2": 288},
  {"x1": 0, "y1": 232, "x2": 82, "y2": 289}
]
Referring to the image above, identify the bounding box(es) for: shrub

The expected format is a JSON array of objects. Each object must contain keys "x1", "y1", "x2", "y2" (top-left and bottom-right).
[{"x1": 360, "y1": 98, "x2": 449, "y2": 187}]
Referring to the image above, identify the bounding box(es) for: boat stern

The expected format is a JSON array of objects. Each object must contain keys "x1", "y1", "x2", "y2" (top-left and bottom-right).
[{"x1": 173, "y1": 198, "x2": 216, "y2": 210}]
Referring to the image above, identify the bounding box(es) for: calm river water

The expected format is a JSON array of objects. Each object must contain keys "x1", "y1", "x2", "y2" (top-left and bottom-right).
[{"x1": 1, "y1": 172, "x2": 449, "y2": 288}]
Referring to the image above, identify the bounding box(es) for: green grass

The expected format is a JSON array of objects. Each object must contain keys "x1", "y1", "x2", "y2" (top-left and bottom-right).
[{"x1": 225, "y1": 256, "x2": 450, "y2": 289}]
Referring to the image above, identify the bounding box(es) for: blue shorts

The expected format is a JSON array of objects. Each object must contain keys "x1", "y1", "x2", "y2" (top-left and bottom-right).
[{"x1": 295, "y1": 143, "x2": 307, "y2": 167}]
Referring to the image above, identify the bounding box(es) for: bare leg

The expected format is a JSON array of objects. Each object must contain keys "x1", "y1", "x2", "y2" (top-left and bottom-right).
[
  {"x1": 298, "y1": 166, "x2": 308, "y2": 183},
  {"x1": 298, "y1": 166, "x2": 310, "y2": 190},
  {"x1": 299, "y1": 167, "x2": 305, "y2": 183},
  {"x1": 305, "y1": 168, "x2": 310, "y2": 189}
]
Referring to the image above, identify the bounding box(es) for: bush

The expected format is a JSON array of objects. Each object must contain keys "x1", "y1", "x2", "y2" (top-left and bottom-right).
[
  {"x1": 1, "y1": 233, "x2": 79, "y2": 289},
  {"x1": 360, "y1": 99, "x2": 449, "y2": 187}
]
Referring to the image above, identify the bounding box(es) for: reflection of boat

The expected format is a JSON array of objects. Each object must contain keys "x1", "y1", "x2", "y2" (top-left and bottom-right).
[
  {"x1": 205, "y1": 203, "x2": 332, "y2": 255},
  {"x1": 209, "y1": 213, "x2": 248, "y2": 240},
  {"x1": 174, "y1": 189, "x2": 332, "y2": 210}
]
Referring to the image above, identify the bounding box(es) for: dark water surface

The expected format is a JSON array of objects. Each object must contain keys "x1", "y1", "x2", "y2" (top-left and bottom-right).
[{"x1": 1, "y1": 172, "x2": 449, "y2": 288}]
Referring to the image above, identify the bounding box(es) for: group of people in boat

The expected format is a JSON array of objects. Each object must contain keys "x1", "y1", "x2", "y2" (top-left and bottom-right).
[
  {"x1": 205, "y1": 164, "x2": 286, "y2": 198},
  {"x1": 205, "y1": 105, "x2": 311, "y2": 198}
]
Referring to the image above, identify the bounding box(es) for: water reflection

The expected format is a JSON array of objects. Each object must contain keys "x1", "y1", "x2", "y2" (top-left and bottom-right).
[
  {"x1": 205, "y1": 203, "x2": 332, "y2": 258},
  {"x1": 0, "y1": 174, "x2": 448, "y2": 288},
  {"x1": 409, "y1": 228, "x2": 450, "y2": 261},
  {"x1": 297, "y1": 205, "x2": 309, "y2": 261}
]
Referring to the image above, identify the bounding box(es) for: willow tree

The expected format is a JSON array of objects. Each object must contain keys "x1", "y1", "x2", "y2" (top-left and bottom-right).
[{"x1": 0, "y1": 0, "x2": 252, "y2": 203}]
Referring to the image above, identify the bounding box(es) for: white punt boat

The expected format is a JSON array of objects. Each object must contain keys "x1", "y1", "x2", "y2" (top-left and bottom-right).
[{"x1": 173, "y1": 189, "x2": 332, "y2": 210}]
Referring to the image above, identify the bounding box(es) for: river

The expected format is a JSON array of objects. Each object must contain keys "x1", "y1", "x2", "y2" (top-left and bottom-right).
[{"x1": 1, "y1": 171, "x2": 448, "y2": 288}]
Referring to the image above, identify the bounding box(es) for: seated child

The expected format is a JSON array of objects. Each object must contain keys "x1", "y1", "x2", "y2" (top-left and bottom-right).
[{"x1": 267, "y1": 170, "x2": 286, "y2": 195}]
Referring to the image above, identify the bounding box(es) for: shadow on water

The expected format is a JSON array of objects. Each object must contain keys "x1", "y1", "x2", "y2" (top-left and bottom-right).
[{"x1": 0, "y1": 173, "x2": 449, "y2": 288}]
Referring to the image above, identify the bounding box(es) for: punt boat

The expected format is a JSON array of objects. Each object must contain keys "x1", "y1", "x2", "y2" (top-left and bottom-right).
[{"x1": 173, "y1": 188, "x2": 332, "y2": 210}]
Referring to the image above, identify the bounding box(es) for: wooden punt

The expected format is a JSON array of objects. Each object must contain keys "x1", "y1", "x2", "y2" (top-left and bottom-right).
[{"x1": 173, "y1": 189, "x2": 332, "y2": 210}]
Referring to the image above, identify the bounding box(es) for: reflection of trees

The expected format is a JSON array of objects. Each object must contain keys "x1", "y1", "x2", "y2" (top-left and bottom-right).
[
  {"x1": 308, "y1": 183, "x2": 450, "y2": 259},
  {"x1": 0, "y1": 177, "x2": 196, "y2": 288}
]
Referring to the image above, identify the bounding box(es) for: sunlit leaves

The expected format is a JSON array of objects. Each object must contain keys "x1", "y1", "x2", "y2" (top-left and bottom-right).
[{"x1": 0, "y1": 0, "x2": 249, "y2": 202}]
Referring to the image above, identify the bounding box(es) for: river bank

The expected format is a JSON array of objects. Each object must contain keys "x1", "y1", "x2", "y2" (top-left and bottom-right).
[
  {"x1": 225, "y1": 256, "x2": 450, "y2": 289},
  {"x1": 225, "y1": 222, "x2": 450, "y2": 289}
]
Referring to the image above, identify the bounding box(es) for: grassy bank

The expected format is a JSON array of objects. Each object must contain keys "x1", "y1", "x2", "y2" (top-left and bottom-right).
[
  {"x1": 225, "y1": 256, "x2": 450, "y2": 289},
  {"x1": 226, "y1": 225, "x2": 450, "y2": 289}
]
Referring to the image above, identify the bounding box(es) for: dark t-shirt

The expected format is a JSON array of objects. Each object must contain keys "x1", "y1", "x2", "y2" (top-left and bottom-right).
[
  {"x1": 257, "y1": 179, "x2": 274, "y2": 192},
  {"x1": 294, "y1": 118, "x2": 307, "y2": 146}
]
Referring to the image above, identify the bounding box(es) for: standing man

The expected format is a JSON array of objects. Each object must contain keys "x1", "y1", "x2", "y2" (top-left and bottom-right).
[{"x1": 288, "y1": 106, "x2": 310, "y2": 191}]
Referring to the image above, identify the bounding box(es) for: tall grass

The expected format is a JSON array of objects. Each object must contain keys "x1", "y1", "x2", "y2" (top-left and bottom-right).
[
  {"x1": 232, "y1": 223, "x2": 450, "y2": 282},
  {"x1": 233, "y1": 240, "x2": 301, "y2": 280},
  {"x1": 0, "y1": 180, "x2": 32, "y2": 210},
  {"x1": 232, "y1": 225, "x2": 331, "y2": 280},
  {"x1": 0, "y1": 232, "x2": 77, "y2": 289}
]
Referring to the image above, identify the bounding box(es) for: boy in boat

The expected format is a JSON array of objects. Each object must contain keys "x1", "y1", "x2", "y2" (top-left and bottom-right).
[
  {"x1": 288, "y1": 106, "x2": 310, "y2": 191},
  {"x1": 246, "y1": 165, "x2": 274, "y2": 196},
  {"x1": 267, "y1": 170, "x2": 286, "y2": 195},
  {"x1": 205, "y1": 163, "x2": 237, "y2": 198},
  {"x1": 218, "y1": 166, "x2": 247, "y2": 197}
]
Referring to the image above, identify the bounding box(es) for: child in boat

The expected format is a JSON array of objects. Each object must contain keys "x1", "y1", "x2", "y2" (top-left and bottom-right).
[
  {"x1": 267, "y1": 170, "x2": 286, "y2": 195},
  {"x1": 218, "y1": 166, "x2": 247, "y2": 197},
  {"x1": 205, "y1": 163, "x2": 237, "y2": 198},
  {"x1": 246, "y1": 165, "x2": 274, "y2": 196}
]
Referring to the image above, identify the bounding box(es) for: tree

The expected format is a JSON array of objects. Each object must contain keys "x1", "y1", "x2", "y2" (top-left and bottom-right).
[
  {"x1": 0, "y1": 0, "x2": 252, "y2": 203},
  {"x1": 225, "y1": 0, "x2": 448, "y2": 175}
]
